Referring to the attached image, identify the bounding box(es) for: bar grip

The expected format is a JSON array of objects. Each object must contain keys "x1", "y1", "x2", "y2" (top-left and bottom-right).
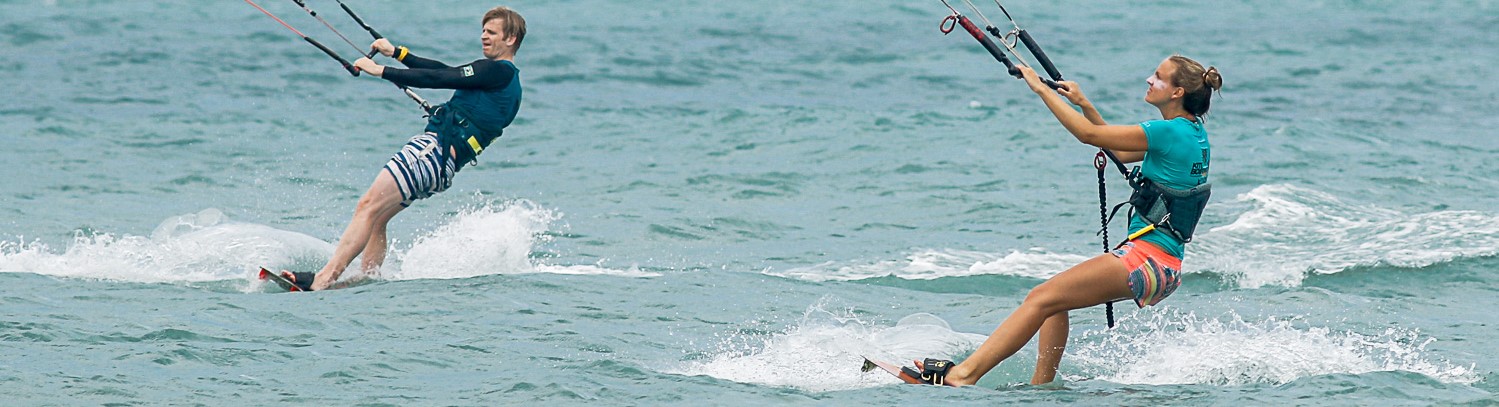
[
  {"x1": 958, "y1": 16, "x2": 1021, "y2": 78},
  {"x1": 1018, "y1": 30, "x2": 1063, "y2": 82},
  {"x1": 305, "y1": 36, "x2": 360, "y2": 76}
]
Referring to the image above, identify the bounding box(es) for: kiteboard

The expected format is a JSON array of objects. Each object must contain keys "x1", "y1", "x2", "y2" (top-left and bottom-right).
[
  {"x1": 257, "y1": 267, "x2": 314, "y2": 292},
  {"x1": 860, "y1": 356, "x2": 926, "y2": 384}
]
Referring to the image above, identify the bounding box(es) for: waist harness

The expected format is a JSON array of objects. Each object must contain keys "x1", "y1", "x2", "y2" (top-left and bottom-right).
[
  {"x1": 428, "y1": 103, "x2": 501, "y2": 169},
  {"x1": 1114, "y1": 166, "x2": 1212, "y2": 243}
]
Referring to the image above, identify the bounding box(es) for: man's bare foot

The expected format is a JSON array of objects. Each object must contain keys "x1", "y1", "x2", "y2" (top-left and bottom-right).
[{"x1": 310, "y1": 270, "x2": 341, "y2": 291}]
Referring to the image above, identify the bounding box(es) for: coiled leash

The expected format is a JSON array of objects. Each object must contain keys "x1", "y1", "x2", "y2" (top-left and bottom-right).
[{"x1": 1095, "y1": 150, "x2": 1131, "y2": 328}]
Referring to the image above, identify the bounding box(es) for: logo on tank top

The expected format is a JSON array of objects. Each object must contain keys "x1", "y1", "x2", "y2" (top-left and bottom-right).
[{"x1": 1190, "y1": 148, "x2": 1209, "y2": 176}]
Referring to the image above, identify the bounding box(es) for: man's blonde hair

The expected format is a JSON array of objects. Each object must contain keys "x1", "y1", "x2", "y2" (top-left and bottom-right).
[{"x1": 482, "y1": 6, "x2": 526, "y2": 53}]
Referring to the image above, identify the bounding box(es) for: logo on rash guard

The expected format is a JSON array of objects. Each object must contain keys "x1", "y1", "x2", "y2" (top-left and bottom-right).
[
  {"x1": 1191, "y1": 149, "x2": 1209, "y2": 176},
  {"x1": 462, "y1": 65, "x2": 475, "y2": 77}
]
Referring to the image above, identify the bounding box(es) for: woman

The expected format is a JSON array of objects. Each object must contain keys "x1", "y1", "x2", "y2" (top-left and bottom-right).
[{"x1": 908, "y1": 55, "x2": 1223, "y2": 386}]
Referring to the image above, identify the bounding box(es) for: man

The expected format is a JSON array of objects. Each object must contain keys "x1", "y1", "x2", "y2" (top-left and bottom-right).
[{"x1": 290, "y1": 6, "x2": 526, "y2": 291}]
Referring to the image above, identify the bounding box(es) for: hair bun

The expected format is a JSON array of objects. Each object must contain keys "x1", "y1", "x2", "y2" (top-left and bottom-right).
[{"x1": 1203, "y1": 66, "x2": 1223, "y2": 91}]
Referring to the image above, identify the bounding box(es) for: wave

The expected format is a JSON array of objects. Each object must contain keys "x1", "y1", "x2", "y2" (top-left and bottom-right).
[
  {"x1": 766, "y1": 184, "x2": 1499, "y2": 290},
  {"x1": 1191, "y1": 184, "x2": 1499, "y2": 288},
  {"x1": 1069, "y1": 309, "x2": 1480, "y2": 386},
  {"x1": 672, "y1": 297, "x2": 986, "y2": 392},
  {"x1": 676, "y1": 300, "x2": 1477, "y2": 392},
  {"x1": 0, "y1": 201, "x2": 656, "y2": 287},
  {"x1": 767, "y1": 248, "x2": 1090, "y2": 282},
  {"x1": 391, "y1": 200, "x2": 658, "y2": 279},
  {"x1": 0, "y1": 209, "x2": 331, "y2": 284}
]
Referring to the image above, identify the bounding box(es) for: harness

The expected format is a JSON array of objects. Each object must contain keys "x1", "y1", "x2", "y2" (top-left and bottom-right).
[
  {"x1": 1111, "y1": 166, "x2": 1212, "y2": 244},
  {"x1": 1094, "y1": 128, "x2": 1210, "y2": 328},
  {"x1": 427, "y1": 103, "x2": 501, "y2": 169}
]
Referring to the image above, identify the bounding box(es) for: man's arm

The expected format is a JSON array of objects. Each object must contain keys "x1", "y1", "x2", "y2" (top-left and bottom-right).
[
  {"x1": 382, "y1": 59, "x2": 515, "y2": 90},
  {"x1": 393, "y1": 48, "x2": 451, "y2": 70},
  {"x1": 371, "y1": 39, "x2": 451, "y2": 70}
]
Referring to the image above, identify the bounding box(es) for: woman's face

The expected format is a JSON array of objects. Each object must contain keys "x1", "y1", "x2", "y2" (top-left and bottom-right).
[{"x1": 1144, "y1": 58, "x2": 1179, "y2": 107}]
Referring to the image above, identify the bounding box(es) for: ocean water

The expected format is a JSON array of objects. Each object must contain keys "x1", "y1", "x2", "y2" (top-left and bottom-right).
[{"x1": 3, "y1": 0, "x2": 1498, "y2": 405}]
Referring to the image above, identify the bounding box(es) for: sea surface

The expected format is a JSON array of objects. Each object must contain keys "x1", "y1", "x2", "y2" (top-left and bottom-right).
[{"x1": 3, "y1": 0, "x2": 1499, "y2": 405}]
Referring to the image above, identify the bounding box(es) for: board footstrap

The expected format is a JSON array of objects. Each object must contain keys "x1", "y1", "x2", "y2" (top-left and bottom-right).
[{"x1": 258, "y1": 267, "x2": 314, "y2": 292}]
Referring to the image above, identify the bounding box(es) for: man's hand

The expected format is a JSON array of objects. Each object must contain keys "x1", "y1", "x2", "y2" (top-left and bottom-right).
[
  {"x1": 353, "y1": 57, "x2": 384, "y2": 77},
  {"x1": 370, "y1": 38, "x2": 396, "y2": 57}
]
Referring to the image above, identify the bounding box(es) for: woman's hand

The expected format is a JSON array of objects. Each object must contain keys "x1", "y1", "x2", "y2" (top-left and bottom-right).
[
  {"x1": 370, "y1": 38, "x2": 396, "y2": 57},
  {"x1": 1021, "y1": 67, "x2": 1090, "y2": 107},
  {"x1": 1055, "y1": 80, "x2": 1090, "y2": 107},
  {"x1": 1018, "y1": 65, "x2": 1052, "y2": 94}
]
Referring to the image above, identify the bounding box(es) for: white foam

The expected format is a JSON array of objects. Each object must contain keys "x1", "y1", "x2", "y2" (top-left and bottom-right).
[
  {"x1": 768, "y1": 184, "x2": 1499, "y2": 289},
  {"x1": 676, "y1": 303, "x2": 1478, "y2": 391},
  {"x1": 768, "y1": 248, "x2": 1090, "y2": 282},
  {"x1": 390, "y1": 200, "x2": 659, "y2": 280},
  {"x1": 0, "y1": 202, "x2": 656, "y2": 286},
  {"x1": 0, "y1": 208, "x2": 332, "y2": 283},
  {"x1": 1069, "y1": 309, "x2": 1480, "y2": 386},
  {"x1": 1190, "y1": 184, "x2": 1499, "y2": 288},
  {"x1": 674, "y1": 298, "x2": 985, "y2": 392}
]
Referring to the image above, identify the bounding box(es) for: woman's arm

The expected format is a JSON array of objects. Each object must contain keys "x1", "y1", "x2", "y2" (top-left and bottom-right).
[
  {"x1": 1057, "y1": 81, "x2": 1107, "y2": 127},
  {"x1": 1053, "y1": 79, "x2": 1141, "y2": 163},
  {"x1": 1020, "y1": 66, "x2": 1149, "y2": 153}
]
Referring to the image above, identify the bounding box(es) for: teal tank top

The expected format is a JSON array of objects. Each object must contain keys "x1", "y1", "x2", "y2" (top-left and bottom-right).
[{"x1": 1129, "y1": 117, "x2": 1210, "y2": 258}]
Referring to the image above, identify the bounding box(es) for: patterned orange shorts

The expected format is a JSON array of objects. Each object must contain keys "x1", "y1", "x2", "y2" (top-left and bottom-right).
[{"x1": 1112, "y1": 241, "x2": 1183, "y2": 308}]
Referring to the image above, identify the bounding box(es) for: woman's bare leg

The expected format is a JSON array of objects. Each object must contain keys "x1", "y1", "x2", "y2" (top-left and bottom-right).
[
  {"x1": 941, "y1": 253, "x2": 1132, "y2": 386},
  {"x1": 1031, "y1": 311, "x2": 1069, "y2": 384}
]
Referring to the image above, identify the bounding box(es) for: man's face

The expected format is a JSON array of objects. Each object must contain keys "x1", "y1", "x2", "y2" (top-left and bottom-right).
[{"x1": 481, "y1": 19, "x2": 511, "y2": 59}]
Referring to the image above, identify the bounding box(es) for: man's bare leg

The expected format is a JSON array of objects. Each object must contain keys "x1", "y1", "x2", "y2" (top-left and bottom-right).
[
  {"x1": 359, "y1": 219, "x2": 394, "y2": 273},
  {"x1": 312, "y1": 170, "x2": 406, "y2": 290}
]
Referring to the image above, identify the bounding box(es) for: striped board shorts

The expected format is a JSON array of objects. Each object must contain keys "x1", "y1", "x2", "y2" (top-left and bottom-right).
[
  {"x1": 383, "y1": 132, "x2": 456, "y2": 207},
  {"x1": 1112, "y1": 241, "x2": 1183, "y2": 308}
]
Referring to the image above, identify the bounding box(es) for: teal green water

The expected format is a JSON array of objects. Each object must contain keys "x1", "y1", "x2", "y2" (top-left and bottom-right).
[{"x1": 3, "y1": 0, "x2": 1498, "y2": 404}]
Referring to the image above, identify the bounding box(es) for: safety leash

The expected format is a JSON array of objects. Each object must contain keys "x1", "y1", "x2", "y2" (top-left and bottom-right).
[{"x1": 1095, "y1": 149, "x2": 1132, "y2": 328}]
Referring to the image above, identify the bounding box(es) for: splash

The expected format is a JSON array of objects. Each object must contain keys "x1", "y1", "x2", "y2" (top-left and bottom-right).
[
  {"x1": 1069, "y1": 309, "x2": 1480, "y2": 386},
  {"x1": 674, "y1": 298, "x2": 985, "y2": 392},
  {"x1": 0, "y1": 208, "x2": 332, "y2": 283},
  {"x1": 1191, "y1": 184, "x2": 1499, "y2": 288},
  {"x1": 768, "y1": 248, "x2": 1089, "y2": 282},
  {"x1": 0, "y1": 202, "x2": 656, "y2": 286},
  {"x1": 390, "y1": 200, "x2": 658, "y2": 280}
]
